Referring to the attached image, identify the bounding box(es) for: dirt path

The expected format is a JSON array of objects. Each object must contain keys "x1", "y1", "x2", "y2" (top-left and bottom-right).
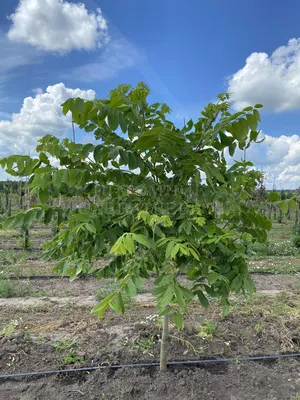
[
  {"x1": 0, "y1": 274, "x2": 298, "y2": 311},
  {"x1": 1, "y1": 273, "x2": 299, "y2": 299}
]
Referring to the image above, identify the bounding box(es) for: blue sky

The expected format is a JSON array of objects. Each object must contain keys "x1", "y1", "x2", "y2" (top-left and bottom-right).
[{"x1": 1, "y1": 0, "x2": 300, "y2": 188}]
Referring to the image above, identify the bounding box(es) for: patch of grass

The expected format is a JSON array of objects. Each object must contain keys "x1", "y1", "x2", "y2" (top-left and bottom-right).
[
  {"x1": 249, "y1": 240, "x2": 298, "y2": 257},
  {"x1": 292, "y1": 235, "x2": 300, "y2": 249},
  {"x1": 52, "y1": 339, "x2": 76, "y2": 351},
  {"x1": 233, "y1": 292, "x2": 300, "y2": 318},
  {"x1": 51, "y1": 339, "x2": 85, "y2": 365},
  {"x1": 0, "y1": 279, "x2": 27, "y2": 297},
  {"x1": 248, "y1": 256, "x2": 300, "y2": 274}
]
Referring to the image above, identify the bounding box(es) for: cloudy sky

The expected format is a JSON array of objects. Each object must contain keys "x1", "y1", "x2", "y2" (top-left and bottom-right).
[{"x1": 1, "y1": 0, "x2": 300, "y2": 188}]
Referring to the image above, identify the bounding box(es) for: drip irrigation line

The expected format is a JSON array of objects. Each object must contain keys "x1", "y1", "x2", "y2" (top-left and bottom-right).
[
  {"x1": 2, "y1": 275, "x2": 74, "y2": 280},
  {"x1": 1, "y1": 352, "x2": 300, "y2": 379}
]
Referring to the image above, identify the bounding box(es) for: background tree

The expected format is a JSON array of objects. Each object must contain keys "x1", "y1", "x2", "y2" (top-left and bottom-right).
[{"x1": 1, "y1": 83, "x2": 272, "y2": 371}]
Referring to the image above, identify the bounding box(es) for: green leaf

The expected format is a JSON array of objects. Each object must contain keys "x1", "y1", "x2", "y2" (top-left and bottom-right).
[
  {"x1": 254, "y1": 104, "x2": 263, "y2": 109},
  {"x1": 173, "y1": 312, "x2": 184, "y2": 329},
  {"x1": 222, "y1": 301, "x2": 230, "y2": 316},
  {"x1": 289, "y1": 199, "x2": 297, "y2": 211},
  {"x1": 250, "y1": 130, "x2": 259, "y2": 142},
  {"x1": 159, "y1": 307, "x2": 172, "y2": 317},
  {"x1": 243, "y1": 277, "x2": 256, "y2": 296},
  {"x1": 38, "y1": 188, "x2": 49, "y2": 204},
  {"x1": 82, "y1": 143, "x2": 94, "y2": 158},
  {"x1": 52, "y1": 171, "x2": 62, "y2": 188},
  {"x1": 110, "y1": 292, "x2": 125, "y2": 314},
  {"x1": 107, "y1": 108, "x2": 119, "y2": 131},
  {"x1": 231, "y1": 275, "x2": 243, "y2": 292},
  {"x1": 228, "y1": 142, "x2": 236, "y2": 157},
  {"x1": 91, "y1": 292, "x2": 117, "y2": 317},
  {"x1": 278, "y1": 200, "x2": 288, "y2": 214},
  {"x1": 253, "y1": 109, "x2": 261, "y2": 121},
  {"x1": 235, "y1": 118, "x2": 249, "y2": 141},
  {"x1": 124, "y1": 280, "x2": 136, "y2": 297},
  {"x1": 208, "y1": 272, "x2": 219, "y2": 284},
  {"x1": 157, "y1": 285, "x2": 174, "y2": 309},
  {"x1": 85, "y1": 223, "x2": 97, "y2": 234},
  {"x1": 23, "y1": 210, "x2": 36, "y2": 228},
  {"x1": 174, "y1": 286, "x2": 185, "y2": 310},
  {"x1": 197, "y1": 291, "x2": 209, "y2": 308},
  {"x1": 170, "y1": 243, "x2": 180, "y2": 259},
  {"x1": 132, "y1": 233, "x2": 152, "y2": 248},
  {"x1": 268, "y1": 192, "x2": 279, "y2": 202},
  {"x1": 44, "y1": 208, "x2": 53, "y2": 225},
  {"x1": 189, "y1": 247, "x2": 200, "y2": 261},
  {"x1": 165, "y1": 241, "x2": 174, "y2": 259},
  {"x1": 242, "y1": 106, "x2": 253, "y2": 112},
  {"x1": 246, "y1": 114, "x2": 258, "y2": 131}
]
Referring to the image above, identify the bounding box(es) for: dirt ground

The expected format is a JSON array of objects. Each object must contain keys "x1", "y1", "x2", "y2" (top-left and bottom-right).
[
  {"x1": 2, "y1": 273, "x2": 300, "y2": 398},
  {"x1": 1, "y1": 273, "x2": 299, "y2": 298},
  {"x1": 2, "y1": 359, "x2": 300, "y2": 400}
]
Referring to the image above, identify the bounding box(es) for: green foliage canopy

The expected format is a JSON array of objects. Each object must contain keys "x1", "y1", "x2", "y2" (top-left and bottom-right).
[{"x1": 0, "y1": 82, "x2": 271, "y2": 328}]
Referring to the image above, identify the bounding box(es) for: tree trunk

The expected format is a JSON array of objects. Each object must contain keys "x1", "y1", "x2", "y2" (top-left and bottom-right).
[
  {"x1": 8, "y1": 197, "x2": 12, "y2": 217},
  {"x1": 23, "y1": 227, "x2": 29, "y2": 250},
  {"x1": 278, "y1": 209, "x2": 283, "y2": 223},
  {"x1": 160, "y1": 314, "x2": 169, "y2": 372},
  {"x1": 268, "y1": 204, "x2": 272, "y2": 220}
]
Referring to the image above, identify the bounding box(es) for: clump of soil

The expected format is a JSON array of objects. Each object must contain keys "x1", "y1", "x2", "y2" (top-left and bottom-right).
[{"x1": 2, "y1": 359, "x2": 300, "y2": 399}]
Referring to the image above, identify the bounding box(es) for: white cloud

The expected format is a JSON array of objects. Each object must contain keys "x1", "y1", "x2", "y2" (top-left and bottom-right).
[
  {"x1": 227, "y1": 134, "x2": 300, "y2": 189},
  {"x1": 228, "y1": 38, "x2": 300, "y2": 111},
  {"x1": 7, "y1": 0, "x2": 109, "y2": 53},
  {"x1": 68, "y1": 38, "x2": 144, "y2": 81},
  {"x1": 0, "y1": 83, "x2": 95, "y2": 157}
]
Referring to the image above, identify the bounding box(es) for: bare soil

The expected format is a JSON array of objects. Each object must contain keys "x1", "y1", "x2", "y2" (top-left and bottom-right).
[
  {"x1": 2, "y1": 273, "x2": 300, "y2": 398},
  {"x1": 2, "y1": 359, "x2": 300, "y2": 400},
  {"x1": 1, "y1": 273, "x2": 299, "y2": 298}
]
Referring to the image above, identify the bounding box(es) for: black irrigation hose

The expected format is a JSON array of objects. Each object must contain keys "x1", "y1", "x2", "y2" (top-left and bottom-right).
[
  {"x1": 1, "y1": 353, "x2": 300, "y2": 379},
  {"x1": 2, "y1": 275, "x2": 74, "y2": 280}
]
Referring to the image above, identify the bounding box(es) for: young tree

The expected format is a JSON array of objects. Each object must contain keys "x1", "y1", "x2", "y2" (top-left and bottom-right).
[{"x1": 1, "y1": 83, "x2": 272, "y2": 371}]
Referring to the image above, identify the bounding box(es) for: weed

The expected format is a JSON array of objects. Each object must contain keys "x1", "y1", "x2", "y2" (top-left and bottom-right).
[
  {"x1": 292, "y1": 235, "x2": 300, "y2": 249},
  {"x1": 0, "y1": 279, "x2": 27, "y2": 298},
  {"x1": 51, "y1": 339, "x2": 84, "y2": 365},
  {"x1": 52, "y1": 339, "x2": 76, "y2": 351},
  {"x1": 0, "y1": 280, "x2": 13, "y2": 297},
  {"x1": 197, "y1": 319, "x2": 217, "y2": 339},
  {"x1": 249, "y1": 240, "x2": 298, "y2": 257},
  {"x1": 63, "y1": 349, "x2": 84, "y2": 365},
  {"x1": 124, "y1": 333, "x2": 160, "y2": 357},
  {"x1": 23, "y1": 329, "x2": 31, "y2": 341},
  {"x1": 1, "y1": 318, "x2": 22, "y2": 337},
  {"x1": 254, "y1": 323, "x2": 264, "y2": 333},
  {"x1": 135, "y1": 336, "x2": 156, "y2": 356}
]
